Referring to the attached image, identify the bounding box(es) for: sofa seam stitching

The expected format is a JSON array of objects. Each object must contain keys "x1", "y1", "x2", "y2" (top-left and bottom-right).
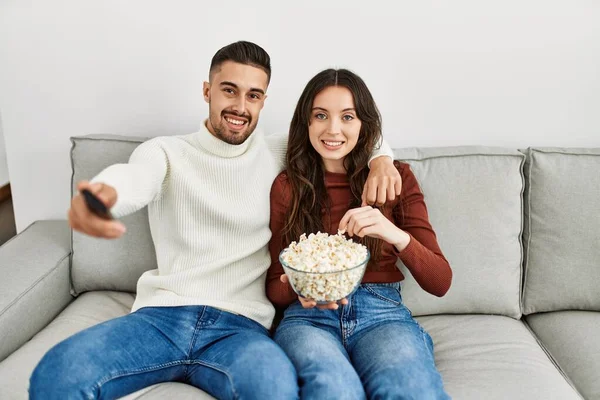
[
  {"x1": 69, "y1": 138, "x2": 78, "y2": 296},
  {"x1": 522, "y1": 148, "x2": 534, "y2": 315},
  {"x1": 0, "y1": 220, "x2": 38, "y2": 251},
  {"x1": 71, "y1": 136, "x2": 148, "y2": 144},
  {"x1": 530, "y1": 149, "x2": 600, "y2": 156},
  {"x1": 396, "y1": 152, "x2": 525, "y2": 162},
  {"x1": 0, "y1": 252, "x2": 70, "y2": 317},
  {"x1": 516, "y1": 151, "x2": 526, "y2": 318},
  {"x1": 521, "y1": 318, "x2": 585, "y2": 400}
]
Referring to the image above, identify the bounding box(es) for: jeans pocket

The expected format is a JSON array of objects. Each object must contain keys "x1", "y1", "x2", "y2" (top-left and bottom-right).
[{"x1": 363, "y1": 285, "x2": 402, "y2": 306}]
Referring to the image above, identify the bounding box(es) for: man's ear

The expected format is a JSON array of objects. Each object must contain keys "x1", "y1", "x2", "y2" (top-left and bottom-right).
[
  {"x1": 260, "y1": 94, "x2": 268, "y2": 110},
  {"x1": 203, "y1": 81, "x2": 210, "y2": 103}
]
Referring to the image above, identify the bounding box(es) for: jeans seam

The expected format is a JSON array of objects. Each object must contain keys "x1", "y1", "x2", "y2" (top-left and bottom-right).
[
  {"x1": 92, "y1": 360, "x2": 188, "y2": 396},
  {"x1": 341, "y1": 320, "x2": 349, "y2": 348},
  {"x1": 186, "y1": 306, "x2": 207, "y2": 359},
  {"x1": 363, "y1": 286, "x2": 401, "y2": 305},
  {"x1": 189, "y1": 359, "x2": 239, "y2": 400},
  {"x1": 415, "y1": 322, "x2": 435, "y2": 355}
]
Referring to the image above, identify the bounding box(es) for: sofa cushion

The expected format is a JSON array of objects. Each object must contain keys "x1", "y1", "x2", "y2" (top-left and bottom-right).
[
  {"x1": 0, "y1": 291, "x2": 214, "y2": 400},
  {"x1": 526, "y1": 311, "x2": 600, "y2": 400},
  {"x1": 417, "y1": 314, "x2": 582, "y2": 399},
  {"x1": 394, "y1": 147, "x2": 525, "y2": 318},
  {"x1": 119, "y1": 382, "x2": 212, "y2": 399},
  {"x1": 0, "y1": 293, "x2": 581, "y2": 400},
  {"x1": 522, "y1": 148, "x2": 600, "y2": 314},
  {"x1": 70, "y1": 135, "x2": 157, "y2": 294}
]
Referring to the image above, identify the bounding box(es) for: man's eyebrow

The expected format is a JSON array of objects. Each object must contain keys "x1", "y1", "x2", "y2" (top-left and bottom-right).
[
  {"x1": 220, "y1": 81, "x2": 265, "y2": 95},
  {"x1": 220, "y1": 81, "x2": 238, "y2": 89}
]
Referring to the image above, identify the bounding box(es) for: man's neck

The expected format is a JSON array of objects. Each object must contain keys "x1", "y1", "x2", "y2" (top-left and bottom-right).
[{"x1": 205, "y1": 119, "x2": 218, "y2": 138}]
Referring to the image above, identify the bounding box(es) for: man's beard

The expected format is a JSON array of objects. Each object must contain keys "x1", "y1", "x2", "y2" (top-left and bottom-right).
[{"x1": 209, "y1": 110, "x2": 256, "y2": 145}]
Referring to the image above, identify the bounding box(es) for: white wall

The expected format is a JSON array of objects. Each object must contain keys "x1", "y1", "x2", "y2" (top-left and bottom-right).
[
  {"x1": 0, "y1": 114, "x2": 9, "y2": 186},
  {"x1": 1, "y1": 0, "x2": 599, "y2": 232}
]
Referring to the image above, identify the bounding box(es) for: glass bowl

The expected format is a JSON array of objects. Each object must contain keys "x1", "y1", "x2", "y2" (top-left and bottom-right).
[{"x1": 279, "y1": 249, "x2": 370, "y2": 304}]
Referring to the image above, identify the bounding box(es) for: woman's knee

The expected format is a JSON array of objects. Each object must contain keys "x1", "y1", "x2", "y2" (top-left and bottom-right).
[
  {"x1": 232, "y1": 339, "x2": 299, "y2": 399},
  {"x1": 365, "y1": 364, "x2": 448, "y2": 400}
]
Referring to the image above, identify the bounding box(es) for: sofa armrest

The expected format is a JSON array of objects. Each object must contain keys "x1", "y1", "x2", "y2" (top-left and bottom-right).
[{"x1": 0, "y1": 220, "x2": 73, "y2": 362}]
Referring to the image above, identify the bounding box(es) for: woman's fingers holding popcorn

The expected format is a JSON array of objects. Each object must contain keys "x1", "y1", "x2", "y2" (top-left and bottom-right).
[
  {"x1": 342, "y1": 207, "x2": 405, "y2": 244},
  {"x1": 280, "y1": 274, "x2": 289, "y2": 284},
  {"x1": 343, "y1": 207, "x2": 383, "y2": 237},
  {"x1": 352, "y1": 216, "x2": 380, "y2": 238},
  {"x1": 339, "y1": 206, "x2": 373, "y2": 235}
]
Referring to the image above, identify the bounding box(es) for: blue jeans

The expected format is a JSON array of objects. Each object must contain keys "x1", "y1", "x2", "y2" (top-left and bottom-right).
[
  {"x1": 275, "y1": 283, "x2": 450, "y2": 400},
  {"x1": 30, "y1": 305, "x2": 298, "y2": 400}
]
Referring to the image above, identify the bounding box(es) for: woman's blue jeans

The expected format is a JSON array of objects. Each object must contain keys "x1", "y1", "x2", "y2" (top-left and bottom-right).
[{"x1": 275, "y1": 283, "x2": 450, "y2": 400}]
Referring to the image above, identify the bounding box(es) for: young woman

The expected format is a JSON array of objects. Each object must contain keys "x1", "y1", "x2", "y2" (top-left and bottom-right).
[{"x1": 267, "y1": 68, "x2": 452, "y2": 399}]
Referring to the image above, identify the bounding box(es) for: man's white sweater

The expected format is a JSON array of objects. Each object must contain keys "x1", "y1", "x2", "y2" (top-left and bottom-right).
[{"x1": 91, "y1": 123, "x2": 392, "y2": 329}]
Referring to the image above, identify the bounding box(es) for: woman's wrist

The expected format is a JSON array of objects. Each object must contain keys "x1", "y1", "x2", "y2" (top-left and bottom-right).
[{"x1": 392, "y1": 229, "x2": 411, "y2": 252}]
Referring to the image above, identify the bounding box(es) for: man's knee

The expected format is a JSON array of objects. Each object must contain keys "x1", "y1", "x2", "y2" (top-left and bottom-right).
[
  {"x1": 29, "y1": 330, "x2": 116, "y2": 400},
  {"x1": 30, "y1": 343, "x2": 94, "y2": 399}
]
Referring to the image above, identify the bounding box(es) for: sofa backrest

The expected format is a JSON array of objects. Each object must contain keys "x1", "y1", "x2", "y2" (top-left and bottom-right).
[
  {"x1": 522, "y1": 147, "x2": 600, "y2": 314},
  {"x1": 394, "y1": 147, "x2": 525, "y2": 319},
  {"x1": 70, "y1": 136, "x2": 527, "y2": 318},
  {"x1": 74, "y1": 136, "x2": 599, "y2": 319},
  {"x1": 70, "y1": 135, "x2": 156, "y2": 294}
]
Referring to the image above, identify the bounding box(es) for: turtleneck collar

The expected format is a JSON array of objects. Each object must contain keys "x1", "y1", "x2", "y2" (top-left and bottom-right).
[{"x1": 194, "y1": 120, "x2": 259, "y2": 158}]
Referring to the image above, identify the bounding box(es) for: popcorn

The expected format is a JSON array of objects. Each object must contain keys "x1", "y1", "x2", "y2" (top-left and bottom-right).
[{"x1": 280, "y1": 231, "x2": 369, "y2": 302}]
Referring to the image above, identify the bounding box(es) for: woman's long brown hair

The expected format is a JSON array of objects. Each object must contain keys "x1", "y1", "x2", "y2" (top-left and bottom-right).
[{"x1": 283, "y1": 69, "x2": 386, "y2": 265}]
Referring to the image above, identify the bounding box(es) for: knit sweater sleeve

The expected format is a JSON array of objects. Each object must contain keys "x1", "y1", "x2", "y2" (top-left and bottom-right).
[
  {"x1": 392, "y1": 163, "x2": 453, "y2": 297},
  {"x1": 266, "y1": 173, "x2": 299, "y2": 308},
  {"x1": 368, "y1": 137, "x2": 394, "y2": 166},
  {"x1": 90, "y1": 138, "x2": 168, "y2": 218},
  {"x1": 264, "y1": 134, "x2": 287, "y2": 174}
]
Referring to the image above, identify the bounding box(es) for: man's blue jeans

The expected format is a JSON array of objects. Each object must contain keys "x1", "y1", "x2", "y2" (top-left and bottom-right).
[
  {"x1": 30, "y1": 305, "x2": 298, "y2": 399},
  {"x1": 275, "y1": 283, "x2": 450, "y2": 400}
]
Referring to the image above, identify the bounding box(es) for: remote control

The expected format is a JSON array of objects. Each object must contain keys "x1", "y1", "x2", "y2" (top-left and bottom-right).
[{"x1": 81, "y1": 189, "x2": 113, "y2": 220}]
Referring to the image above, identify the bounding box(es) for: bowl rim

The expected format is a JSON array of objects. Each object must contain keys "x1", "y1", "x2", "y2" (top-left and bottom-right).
[{"x1": 278, "y1": 248, "x2": 371, "y2": 274}]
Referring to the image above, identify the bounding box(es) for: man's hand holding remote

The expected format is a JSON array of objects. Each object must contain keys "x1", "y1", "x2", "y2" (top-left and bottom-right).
[{"x1": 68, "y1": 181, "x2": 126, "y2": 239}]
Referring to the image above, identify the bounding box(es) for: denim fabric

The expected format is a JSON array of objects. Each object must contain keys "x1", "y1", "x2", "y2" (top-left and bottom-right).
[
  {"x1": 30, "y1": 305, "x2": 298, "y2": 399},
  {"x1": 275, "y1": 283, "x2": 450, "y2": 400}
]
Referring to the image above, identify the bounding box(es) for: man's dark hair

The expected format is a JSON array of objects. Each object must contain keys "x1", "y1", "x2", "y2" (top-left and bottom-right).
[{"x1": 209, "y1": 41, "x2": 271, "y2": 83}]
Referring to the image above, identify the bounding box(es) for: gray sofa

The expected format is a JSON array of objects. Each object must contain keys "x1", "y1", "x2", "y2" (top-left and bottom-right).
[{"x1": 0, "y1": 135, "x2": 598, "y2": 399}]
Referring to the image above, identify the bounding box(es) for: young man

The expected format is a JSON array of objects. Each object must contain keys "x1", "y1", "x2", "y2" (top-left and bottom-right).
[{"x1": 30, "y1": 41, "x2": 402, "y2": 399}]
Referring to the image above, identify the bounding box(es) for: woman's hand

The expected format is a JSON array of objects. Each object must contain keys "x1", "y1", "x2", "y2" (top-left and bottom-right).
[
  {"x1": 280, "y1": 275, "x2": 348, "y2": 310},
  {"x1": 339, "y1": 206, "x2": 411, "y2": 251}
]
